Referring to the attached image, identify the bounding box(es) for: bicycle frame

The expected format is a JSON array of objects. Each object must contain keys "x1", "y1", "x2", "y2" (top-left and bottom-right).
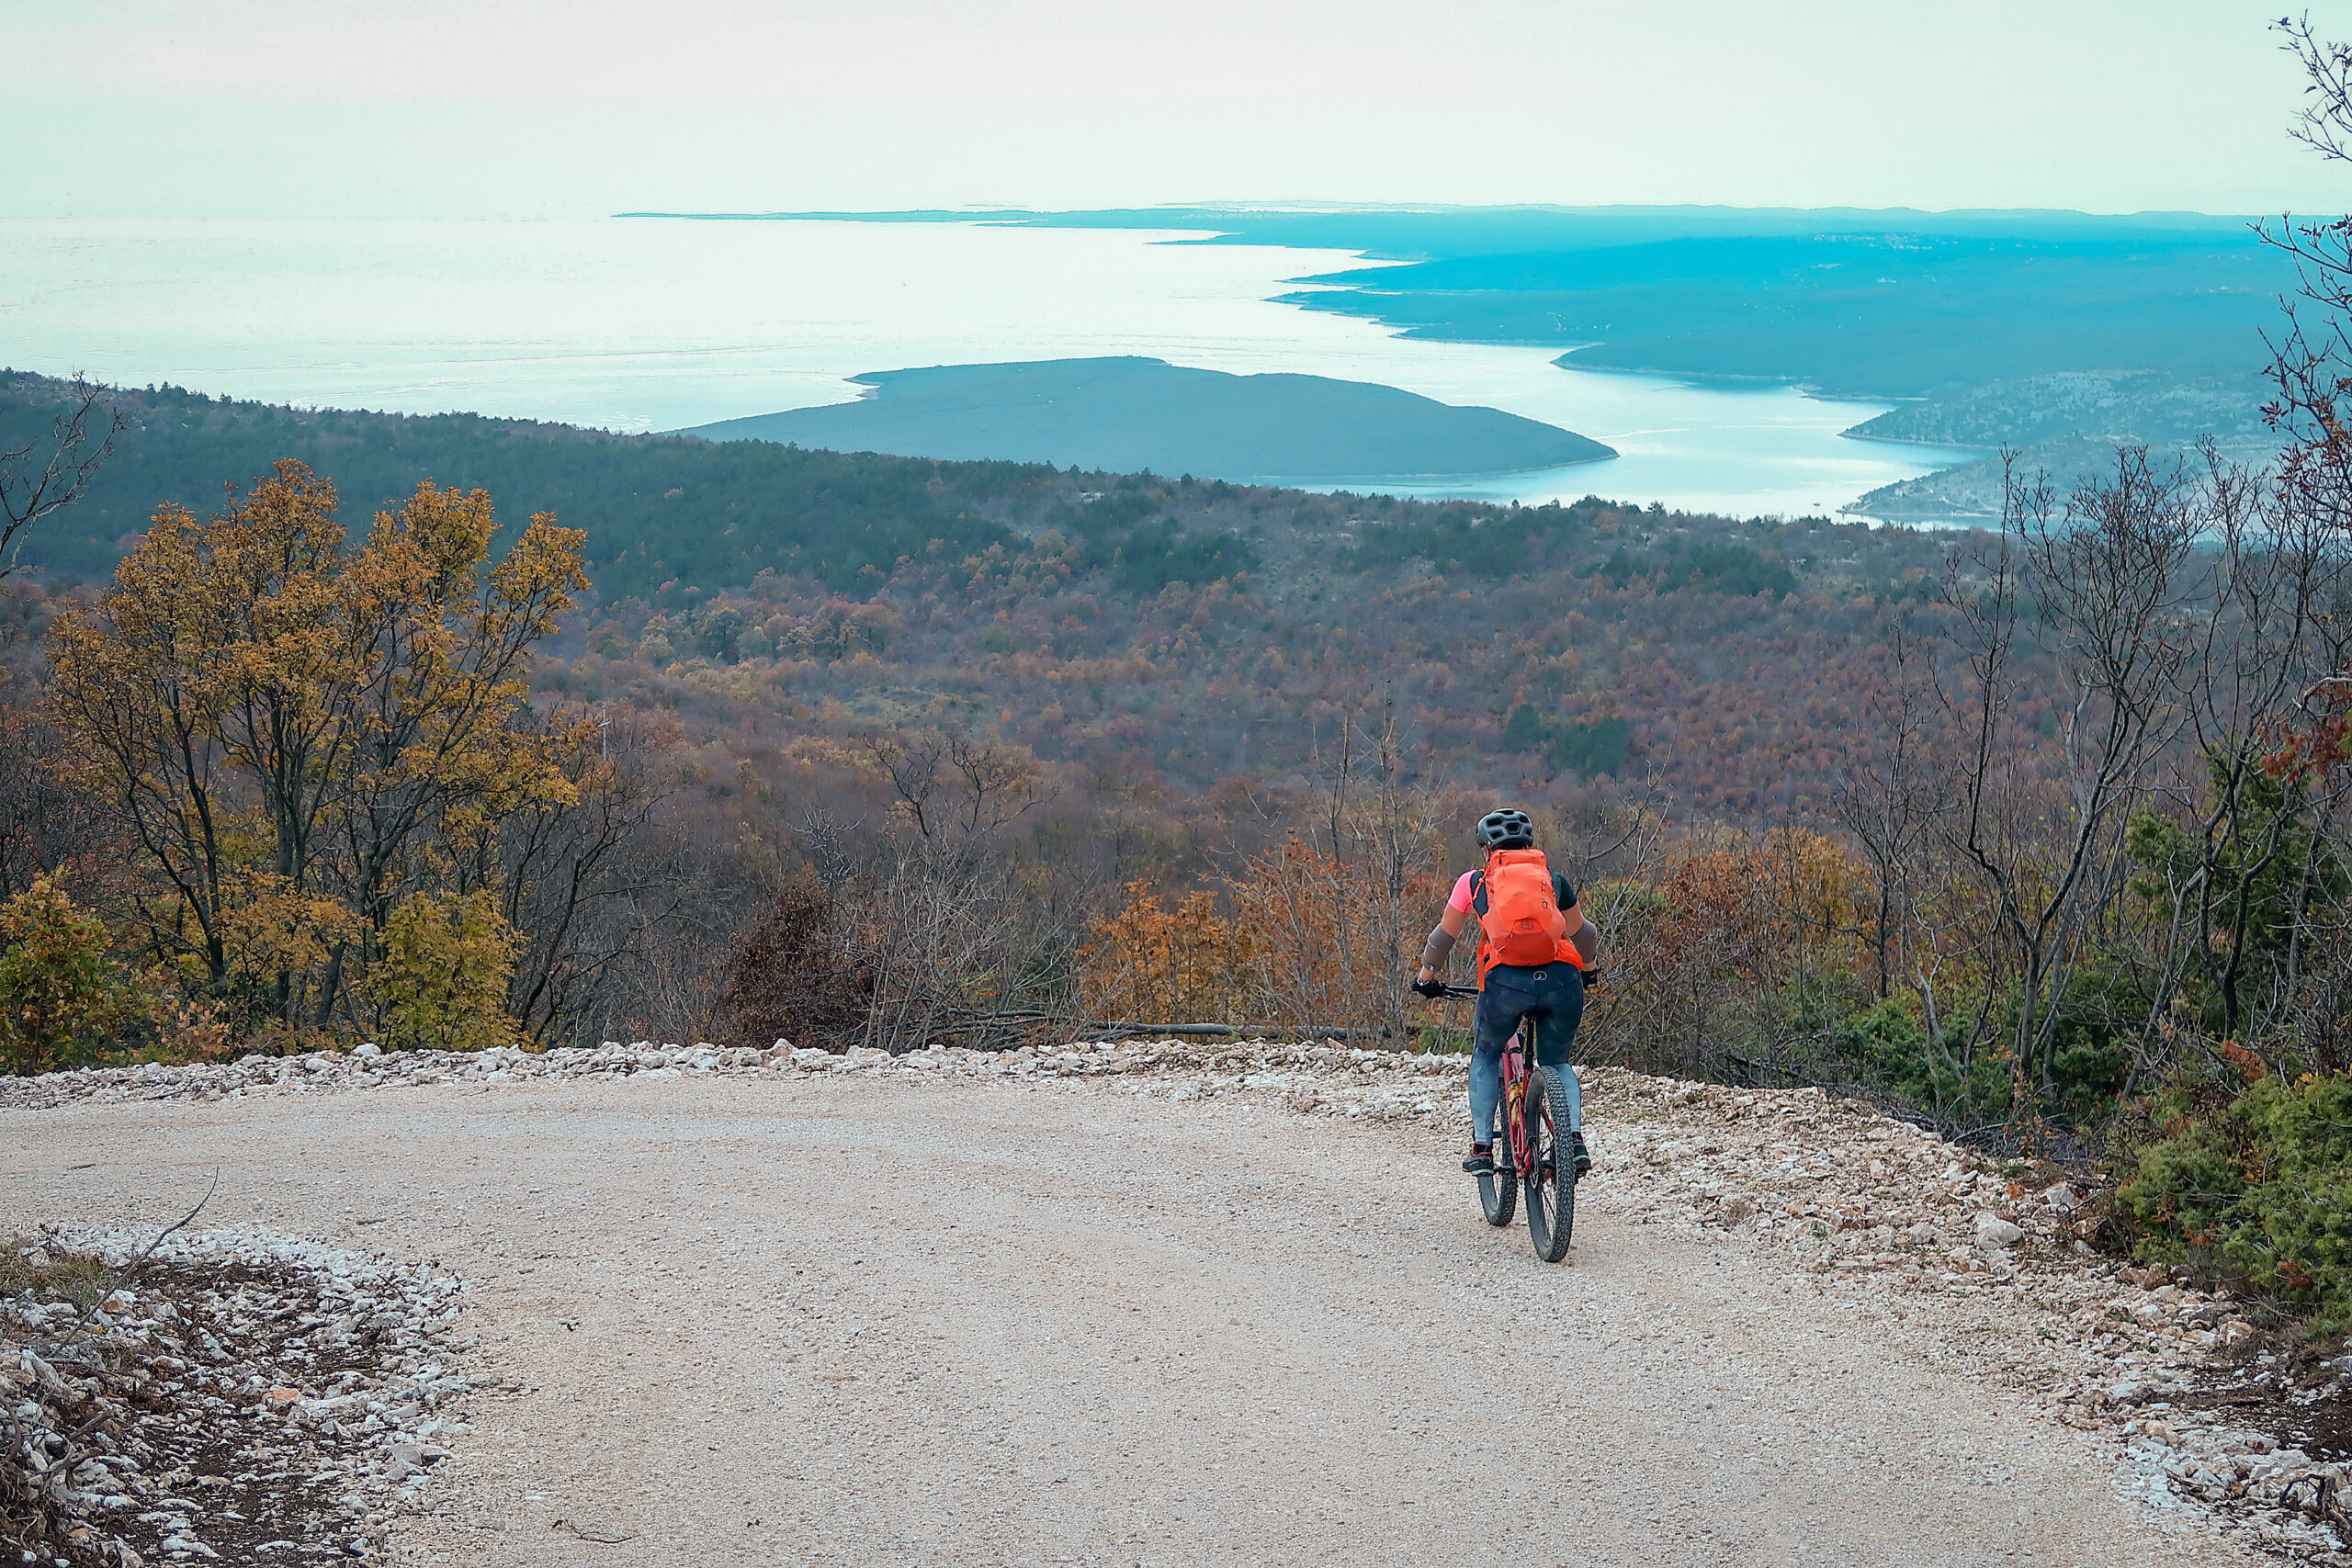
[{"x1": 1498, "y1": 1016, "x2": 1538, "y2": 1179}]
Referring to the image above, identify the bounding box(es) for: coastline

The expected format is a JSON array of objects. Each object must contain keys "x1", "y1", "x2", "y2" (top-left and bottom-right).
[
  {"x1": 1, "y1": 212, "x2": 1962, "y2": 520},
  {"x1": 1242, "y1": 446, "x2": 1621, "y2": 488}
]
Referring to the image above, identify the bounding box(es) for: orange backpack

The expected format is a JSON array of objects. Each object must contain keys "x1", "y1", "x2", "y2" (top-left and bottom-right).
[{"x1": 1476, "y1": 847, "x2": 1576, "y2": 978}]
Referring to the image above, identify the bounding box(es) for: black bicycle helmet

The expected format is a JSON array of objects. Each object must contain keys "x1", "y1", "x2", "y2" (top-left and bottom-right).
[{"x1": 1475, "y1": 807, "x2": 1534, "y2": 851}]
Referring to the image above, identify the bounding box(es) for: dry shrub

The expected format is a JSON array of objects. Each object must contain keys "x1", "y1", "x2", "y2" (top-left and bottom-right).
[
  {"x1": 2, "y1": 1235, "x2": 119, "y2": 1568},
  {"x1": 1076, "y1": 816, "x2": 1872, "y2": 1062},
  {"x1": 0, "y1": 1234, "x2": 115, "y2": 1305},
  {"x1": 136, "y1": 976, "x2": 234, "y2": 1063},
  {"x1": 1074, "y1": 832, "x2": 1442, "y2": 1043},
  {"x1": 718, "y1": 882, "x2": 874, "y2": 1050},
  {"x1": 1227, "y1": 835, "x2": 1439, "y2": 1042},
  {"x1": 837, "y1": 847, "x2": 1080, "y2": 1052},
  {"x1": 722, "y1": 851, "x2": 1079, "y2": 1054},
  {"x1": 1582, "y1": 828, "x2": 1871, "y2": 1078}
]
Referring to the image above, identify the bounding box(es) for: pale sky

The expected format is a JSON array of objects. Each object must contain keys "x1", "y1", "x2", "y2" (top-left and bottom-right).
[{"x1": 3, "y1": 0, "x2": 2346, "y2": 219}]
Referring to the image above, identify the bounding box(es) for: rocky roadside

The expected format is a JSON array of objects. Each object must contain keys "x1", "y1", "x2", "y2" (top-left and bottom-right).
[
  {"x1": 7, "y1": 1035, "x2": 2348, "y2": 1563},
  {"x1": 0, "y1": 1036, "x2": 1472, "y2": 1113},
  {"x1": 1568, "y1": 1072, "x2": 2352, "y2": 1566},
  {"x1": 4, "y1": 1227, "x2": 482, "y2": 1567}
]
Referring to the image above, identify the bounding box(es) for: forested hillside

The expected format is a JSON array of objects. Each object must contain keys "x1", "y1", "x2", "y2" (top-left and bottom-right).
[
  {"x1": 0, "y1": 374, "x2": 1032, "y2": 592},
  {"x1": 0, "y1": 369, "x2": 1952, "y2": 813},
  {"x1": 0, "y1": 363, "x2": 1981, "y2": 1090}
]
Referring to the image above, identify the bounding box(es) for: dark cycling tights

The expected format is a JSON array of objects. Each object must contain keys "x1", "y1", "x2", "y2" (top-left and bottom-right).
[{"x1": 1468, "y1": 964, "x2": 1584, "y2": 1144}]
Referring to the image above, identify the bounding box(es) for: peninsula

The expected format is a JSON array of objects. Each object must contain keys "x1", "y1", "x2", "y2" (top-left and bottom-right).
[{"x1": 678, "y1": 356, "x2": 1614, "y2": 480}]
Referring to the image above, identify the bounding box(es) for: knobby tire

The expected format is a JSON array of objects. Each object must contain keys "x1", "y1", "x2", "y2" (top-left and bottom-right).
[
  {"x1": 1479, "y1": 1154, "x2": 1517, "y2": 1227},
  {"x1": 1523, "y1": 1065, "x2": 1576, "y2": 1263}
]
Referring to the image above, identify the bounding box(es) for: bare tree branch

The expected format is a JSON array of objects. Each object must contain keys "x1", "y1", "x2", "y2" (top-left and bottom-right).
[{"x1": 0, "y1": 373, "x2": 122, "y2": 579}]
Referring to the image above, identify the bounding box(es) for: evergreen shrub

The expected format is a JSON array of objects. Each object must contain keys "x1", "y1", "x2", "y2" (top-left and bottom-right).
[{"x1": 2115, "y1": 1065, "x2": 2352, "y2": 1328}]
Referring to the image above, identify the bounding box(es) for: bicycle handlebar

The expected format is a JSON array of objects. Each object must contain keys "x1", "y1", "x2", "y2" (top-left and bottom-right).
[{"x1": 1412, "y1": 972, "x2": 1600, "y2": 999}]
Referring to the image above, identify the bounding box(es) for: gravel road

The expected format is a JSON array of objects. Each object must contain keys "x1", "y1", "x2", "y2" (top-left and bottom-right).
[{"x1": 1, "y1": 1074, "x2": 2252, "y2": 1568}]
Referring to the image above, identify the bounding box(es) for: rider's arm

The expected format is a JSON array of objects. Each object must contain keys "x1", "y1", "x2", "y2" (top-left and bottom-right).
[
  {"x1": 1414, "y1": 903, "x2": 1471, "y2": 984},
  {"x1": 1554, "y1": 872, "x2": 1598, "y2": 967},
  {"x1": 1563, "y1": 899, "x2": 1599, "y2": 966}
]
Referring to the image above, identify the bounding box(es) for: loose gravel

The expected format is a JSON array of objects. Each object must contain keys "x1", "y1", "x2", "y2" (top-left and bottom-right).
[
  {"x1": 5, "y1": 1226, "x2": 477, "y2": 1567},
  {"x1": 2, "y1": 1036, "x2": 2333, "y2": 1564}
]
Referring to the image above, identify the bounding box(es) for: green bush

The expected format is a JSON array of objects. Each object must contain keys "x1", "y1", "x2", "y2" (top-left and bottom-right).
[
  {"x1": 2115, "y1": 1066, "x2": 2352, "y2": 1327},
  {"x1": 0, "y1": 877, "x2": 125, "y2": 1076},
  {"x1": 1544, "y1": 716, "x2": 1629, "y2": 777},
  {"x1": 365, "y1": 890, "x2": 523, "y2": 1053},
  {"x1": 2008, "y1": 958, "x2": 2143, "y2": 1122},
  {"x1": 1827, "y1": 994, "x2": 2015, "y2": 1115},
  {"x1": 1500, "y1": 702, "x2": 1627, "y2": 775},
  {"x1": 1351, "y1": 497, "x2": 1600, "y2": 580},
  {"x1": 1817, "y1": 963, "x2": 2141, "y2": 1124},
  {"x1": 1651, "y1": 540, "x2": 1795, "y2": 599},
  {"x1": 1414, "y1": 1023, "x2": 1473, "y2": 1055},
  {"x1": 1834, "y1": 994, "x2": 1928, "y2": 1078},
  {"x1": 1111, "y1": 522, "x2": 1258, "y2": 595},
  {"x1": 2126, "y1": 759, "x2": 2347, "y2": 1042}
]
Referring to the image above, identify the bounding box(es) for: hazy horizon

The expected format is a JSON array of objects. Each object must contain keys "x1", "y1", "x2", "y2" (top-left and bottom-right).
[{"x1": 6, "y1": 1, "x2": 2339, "y2": 221}]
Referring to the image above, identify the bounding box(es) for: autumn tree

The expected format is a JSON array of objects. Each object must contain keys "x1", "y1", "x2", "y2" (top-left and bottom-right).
[
  {"x1": 1229, "y1": 701, "x2": 1444, "y2": 1041},
  {"x1": 1079, "y1": 884, "x2": 1254, "y2": 1027},
  {"x1": 847, "y1": 730, "x2": 1071, "y2": 1050},
  {"x1": 366, "y1": 889, "x2": 522, "y2": 1052},
  {"x1": 0, "y1": 708, "x2": 110, "y2": 902},
  {"x1": 44, "y1": 460, "x2": 588, "y2": 1046},
  {"x1": 486, "y1": 709, "x2": 677, "y2": 1045},
  {"x1": 1928, "y1": 455, "x2": 2200, "y2": 1103},
  {"x1": 1834, "y1": 615, "x2": 1939, "y2": 1000}
]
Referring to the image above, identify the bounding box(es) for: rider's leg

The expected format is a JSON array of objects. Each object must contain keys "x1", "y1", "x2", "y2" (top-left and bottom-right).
[
  {"x1": 1527, "y1": 969, "x2": 1587, "y2": 1133},
  {"x1": 1466, "y1": 1050, "x2": 1500, "y2": 1146},
  {"x1": 1466, "y1": 983, "x2": 1523, "y2": 1145}
]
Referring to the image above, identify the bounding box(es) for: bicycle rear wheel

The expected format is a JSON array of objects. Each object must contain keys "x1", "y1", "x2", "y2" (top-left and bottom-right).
[
  {"x1": 1478, "y1": 1154, "x2": 1517, "y2": 1227},
  {"x1": 1523, "y1": 1065, "x2": 1576, "y2": 1262}
]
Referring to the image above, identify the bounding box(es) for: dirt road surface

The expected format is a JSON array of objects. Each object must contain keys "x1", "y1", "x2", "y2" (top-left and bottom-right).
[{"x1": 2, "y1": 1075, "x2": 2246, "y2": 1567}]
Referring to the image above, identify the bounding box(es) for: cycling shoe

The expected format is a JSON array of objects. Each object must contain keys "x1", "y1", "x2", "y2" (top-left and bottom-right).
[
  {"x1": 1570, "y1": 1132, "x2": 1592, "y2": 1177},
  {"x1": 1461, "y1": 1145, "x2": 1495, "y2": 1175}
]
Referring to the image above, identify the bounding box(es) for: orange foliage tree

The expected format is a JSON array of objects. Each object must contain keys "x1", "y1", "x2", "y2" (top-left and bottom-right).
[
  {"x1": 44, "y1": 461, "x2": 589, "y2": 1047},
  {"x1": 1072, "y1": 704, "x2": 1445, "y2": 1043},
  {"x1": 1077, "y1": 883, "x2": 1255, "y2": 1027}
]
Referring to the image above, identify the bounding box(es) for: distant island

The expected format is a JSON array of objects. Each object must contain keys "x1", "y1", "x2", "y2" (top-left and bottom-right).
[{"x1": 677, "y1": 356, "x2": 1614, "y2": 480}]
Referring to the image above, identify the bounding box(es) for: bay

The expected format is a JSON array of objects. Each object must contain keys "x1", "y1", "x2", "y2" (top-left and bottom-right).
[{"x1": 0, "y1": 215, "x2": 1960, "y2": 518}]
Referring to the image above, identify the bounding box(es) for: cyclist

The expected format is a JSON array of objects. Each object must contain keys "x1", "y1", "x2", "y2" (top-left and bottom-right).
[{"x1": 1412, "y1": 807, "x2": 1597, "y2": 1179}]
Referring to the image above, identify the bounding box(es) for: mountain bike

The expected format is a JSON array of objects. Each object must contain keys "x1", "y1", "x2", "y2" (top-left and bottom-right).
[{"x1": 1419, "y1": 982, "x2": 1577, "y2": 1262}]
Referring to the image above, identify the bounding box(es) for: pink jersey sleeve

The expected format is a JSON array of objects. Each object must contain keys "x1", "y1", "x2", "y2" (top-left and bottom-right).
[{"x1": 1447, "y1": 871, "x2": 1477, "y2": 913}]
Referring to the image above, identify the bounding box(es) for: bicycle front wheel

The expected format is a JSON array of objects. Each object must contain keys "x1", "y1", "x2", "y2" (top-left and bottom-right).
[{"x1": 1523, "y1": 1065, "x2": 1576, "y2": 1263}]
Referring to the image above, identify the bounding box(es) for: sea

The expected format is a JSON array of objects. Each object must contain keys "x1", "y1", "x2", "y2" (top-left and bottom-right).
[{"x1": 0, "y1": 214, "x2": 1964, "y2": 520}]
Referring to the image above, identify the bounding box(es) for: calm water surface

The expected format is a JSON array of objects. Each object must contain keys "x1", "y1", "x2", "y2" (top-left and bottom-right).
[{"x1": 0, "y1": 215, "x2": 1959, "y2": 518}]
